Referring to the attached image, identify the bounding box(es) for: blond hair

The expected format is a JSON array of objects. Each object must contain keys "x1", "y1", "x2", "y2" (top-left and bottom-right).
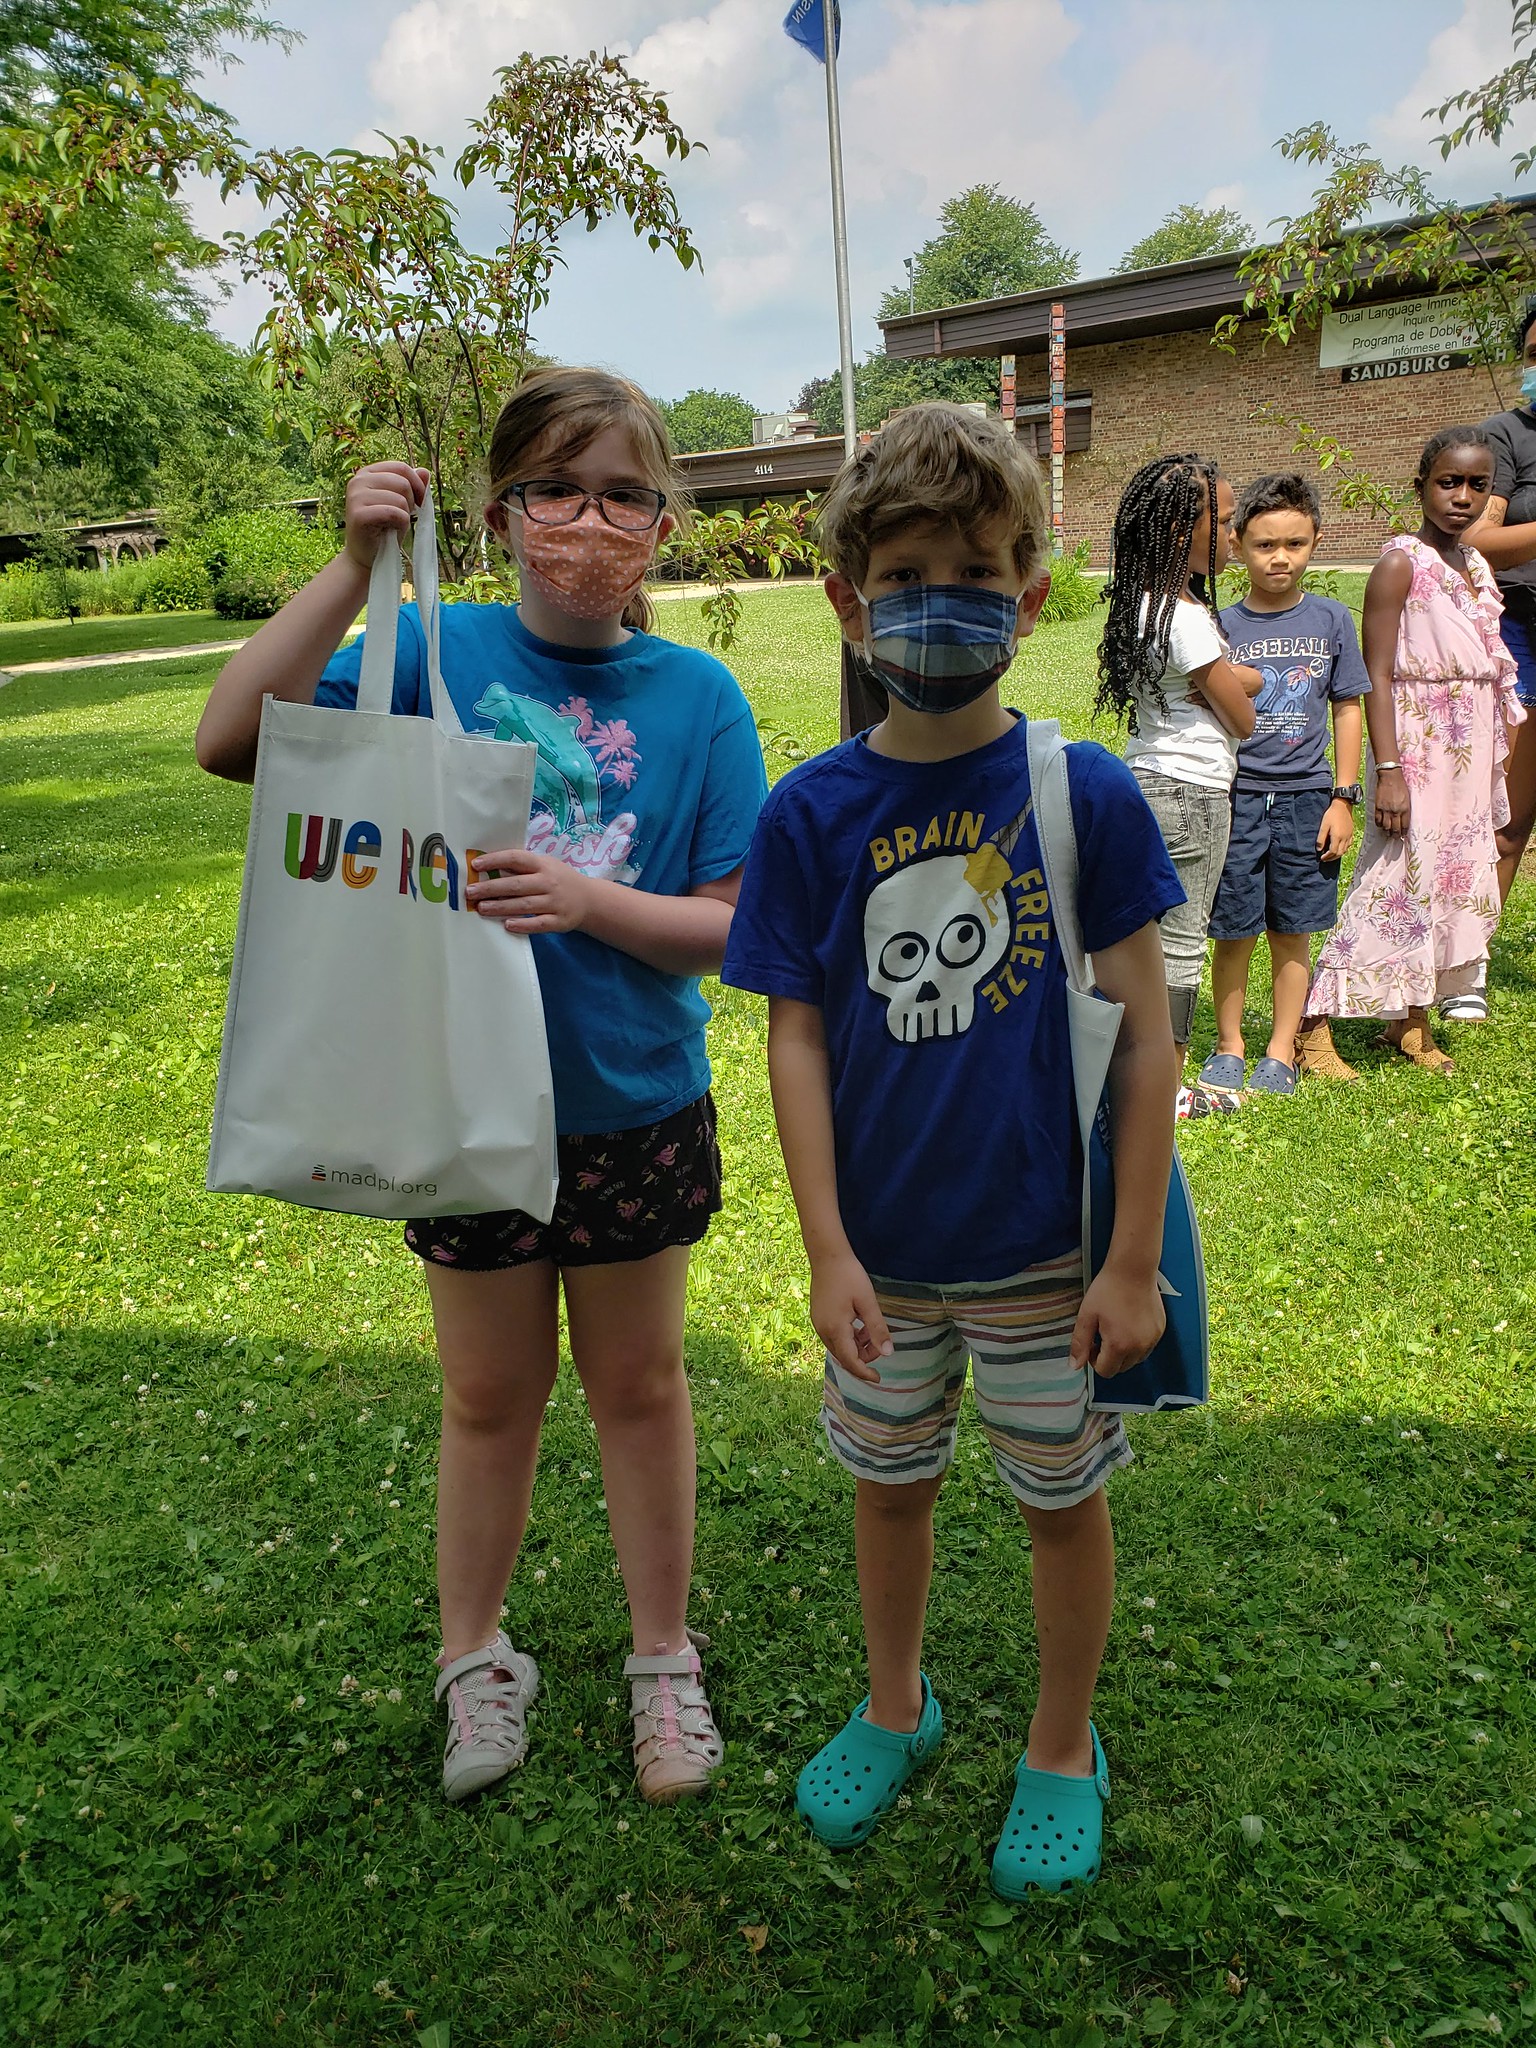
[
  {"x1": 485, "y1": 365, "x2": 692, "y2": 634},
  {"x1": 816, "y1": 403, "x2": 1049, "y2": 587}
]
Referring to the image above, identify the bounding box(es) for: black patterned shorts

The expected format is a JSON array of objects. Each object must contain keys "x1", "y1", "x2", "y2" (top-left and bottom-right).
[{"x1": 403, "y1": 1093, "x2": 722, "y2": 1272}]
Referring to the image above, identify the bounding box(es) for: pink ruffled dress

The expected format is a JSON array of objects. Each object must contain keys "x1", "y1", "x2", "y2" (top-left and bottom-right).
[{"x1": 1308, "y1": 534, "x2": 1525, "y2": 1019}]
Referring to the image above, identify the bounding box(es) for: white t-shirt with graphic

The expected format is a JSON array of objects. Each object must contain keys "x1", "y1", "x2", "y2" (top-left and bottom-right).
[{"x1": 1123, "y1": 596, "x2": 1239, "y2": 791}]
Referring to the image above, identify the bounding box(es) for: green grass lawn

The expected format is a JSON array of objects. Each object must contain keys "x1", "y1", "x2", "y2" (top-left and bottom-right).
[
  {"x1": 2, "y1": 590, "x2": 1534, "y2": 2047},
  {"x1": 0, "y1": 610, "x2": 262, "y2": 670}
]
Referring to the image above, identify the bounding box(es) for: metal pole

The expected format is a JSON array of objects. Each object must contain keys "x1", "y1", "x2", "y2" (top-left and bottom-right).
[
  {"x1": 905, "y1": 256, "x2": 916, "y2": 315},
  {"x1": 1049, "y1": 302, "x2": 1066, "y2": 554},
  {"x1": 823, "y1": 2, "x2": 857, "y2": 457}
]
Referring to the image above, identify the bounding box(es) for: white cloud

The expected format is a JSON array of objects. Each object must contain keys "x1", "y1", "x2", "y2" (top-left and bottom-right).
[{"x1": 1373, "y1": 0, "x2": 1535, "y2": 177}]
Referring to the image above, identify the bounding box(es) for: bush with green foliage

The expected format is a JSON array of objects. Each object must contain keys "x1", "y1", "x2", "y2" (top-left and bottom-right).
[
  {"x1": 0, "y1": 564, "x2": 52, "y2": 622},
  {"x1": 138, "y1": 547, "x2": 213, "y2": 614},
  {"x1": 1039, "y1": 540, "x2": 1100, "y2": 625},
  {"x1": 200, "y1": 509, "x2": 337, "y2": 619},
  {"x1": 71, "y1": 557, "x2": 155, "y2": 617}
]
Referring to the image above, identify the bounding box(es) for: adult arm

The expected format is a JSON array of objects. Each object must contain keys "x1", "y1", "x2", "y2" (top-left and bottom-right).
[
  {"x1": 765, "y1": 995, "x2": 892, "y2": 1381},
  {"x1": 1465, "y1": 495, "x2": 1536, "y2": 571},
  {"x1": 467, "y1": 857, "x2": 742, "y2": 977},
  {"x1": 1360, "y1": 552, "x2": 1413, "y2": 836},
  {"x1": 1076, "y1": 920, "x2": 1179, "y2": 1375},
  {"x1": 195, "y1": 463, "x2": 428, "y2": 782},
  {"x1": 1187, "y1": 653, "x2": 1264, "y2": 736}
]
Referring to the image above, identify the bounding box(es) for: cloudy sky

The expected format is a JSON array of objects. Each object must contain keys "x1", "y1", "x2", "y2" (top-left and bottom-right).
[{"x1": 188, "y1": 0, "x2": 1535, "y2": 412}]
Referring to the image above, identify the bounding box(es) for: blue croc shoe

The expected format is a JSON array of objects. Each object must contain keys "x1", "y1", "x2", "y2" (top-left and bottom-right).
[
  {"x1": 795, "y1": 1676, "x2": 942, "y2": 1849},
  {"x1": 1196, "y1": 1052, "x2": 1246, "y2": 1095},
  {"x1": 990, "y1": 1724, "x2": 1110, "y2": 1898},
  {"x1": 1248, "y1": 1057, "x2": 1297, "y2": 1096}
]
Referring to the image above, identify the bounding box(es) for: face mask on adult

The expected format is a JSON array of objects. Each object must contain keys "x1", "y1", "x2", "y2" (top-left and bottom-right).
[
  {"x1": 516, "y1": 504, "x2": 660, "y2": 622},
  {"x1": 856, "y1": 584, "x2": 1022, "y2": 714},
  {"x1": 1521, "y1": 367, "x2": 1536, "y2": 409}
]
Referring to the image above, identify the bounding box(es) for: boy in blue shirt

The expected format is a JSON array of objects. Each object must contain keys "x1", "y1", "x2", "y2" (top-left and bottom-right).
[
  {"x1": 722, "y1": 405, "x2": 1183, "y2": 1894},
  {"x1": 1197, "y1": 473, "x2": 1370, "y2": 1095}
]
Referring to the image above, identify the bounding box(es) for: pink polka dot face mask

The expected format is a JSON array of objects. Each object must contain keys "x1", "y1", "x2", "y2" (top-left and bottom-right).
[{"x1": 517, "y1": 504, "x2": 661, "y2": 622}]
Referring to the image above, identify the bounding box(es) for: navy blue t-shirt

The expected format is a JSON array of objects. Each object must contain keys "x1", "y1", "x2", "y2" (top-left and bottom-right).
[
  {"x1": 317, "y1": 603, "x2": 767, "y2": 1135},
  {"x1": 721, "y1": 716, "x2": 1184, "y2": 1283},
  {"x1": 1220, "y1": 593, "x2": 1369, "y2": 791}
]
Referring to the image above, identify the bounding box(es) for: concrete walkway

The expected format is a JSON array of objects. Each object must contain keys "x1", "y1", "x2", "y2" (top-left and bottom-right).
[{"x1": 0, "y1": 638, "x2": 247, "y2": 686}]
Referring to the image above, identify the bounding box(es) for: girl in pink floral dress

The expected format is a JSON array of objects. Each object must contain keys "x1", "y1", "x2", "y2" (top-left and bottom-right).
[{"x1": 1307, "y1": 426, "x2": 1525, "y2": 1072}]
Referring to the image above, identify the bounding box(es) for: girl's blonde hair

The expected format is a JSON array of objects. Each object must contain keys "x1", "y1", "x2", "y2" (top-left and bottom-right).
[{"x1": 486, "y1": 365, "x2": 691, "y2": 634}]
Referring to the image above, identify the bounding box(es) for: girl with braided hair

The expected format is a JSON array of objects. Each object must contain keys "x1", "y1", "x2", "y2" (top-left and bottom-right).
[{"x1": 1097, "y1": 454, "x2": 1263, "y2": 1115}]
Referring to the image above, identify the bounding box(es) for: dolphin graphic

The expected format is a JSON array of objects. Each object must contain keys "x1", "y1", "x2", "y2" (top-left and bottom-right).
[{"x1": 473, "y1": 683, "x2": 604, "y2": 833}]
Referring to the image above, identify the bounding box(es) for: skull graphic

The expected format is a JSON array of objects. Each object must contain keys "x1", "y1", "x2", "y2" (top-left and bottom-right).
[{"x1": 863, "y1": 853, "x2": 1011, "y2": 1043}]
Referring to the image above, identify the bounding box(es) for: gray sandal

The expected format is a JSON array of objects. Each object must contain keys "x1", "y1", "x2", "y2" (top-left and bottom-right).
[
  {"x1": 436, "y1": 1632, "x2": 540, "y2": 1804},
  {"x1": 625, "y1": 1629, "x2": 723, "y2": 1804}
]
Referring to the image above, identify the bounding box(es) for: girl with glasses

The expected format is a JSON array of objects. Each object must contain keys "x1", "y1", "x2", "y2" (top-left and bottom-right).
[{"x1": 197, "y1": 366, "x2": 767, "y2": 1808}]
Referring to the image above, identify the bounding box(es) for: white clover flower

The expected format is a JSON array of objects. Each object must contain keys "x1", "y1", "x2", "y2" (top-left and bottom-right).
[
  {"x1": 339, "y1": 1675, "x2": 358, "y2": 1694},
  {"x1": 1369, "y1": 1661, "x2": 1382, "y2": 1673},
  {"x1": 206, "y1": 1685, "x2": 216, "y2": 1698},
  {"x1": 579, "y1": 1470, "x2": 592, "y2": 1482},
  {"x1": 352, "y1": 1787, "x2": 364, "y2": 1800},
  {"x1": 240, "y1": 1400, "x2": 256, "y2": 1414},
  {"x1": 362, "y1": 1690, "x2": 378, "y2": 1706},
  {"x1": 385, "y1": 1687, "x2": 401, "y2": 1704},
  {"x1": 763, "y1": 1768, "x2": 777, "y2": 1785},
  {"x1": 1140, "y1": 1625, "x2": 1155, "y2": 1640},
  {"x1": 223, "y1": 1669, "x2": 238, "y2": 1684},
  {"x1": 333, "y1": 1737, "x2": 349, "y2": 1755},
  {"x1": 363, "y1": 1869, "x2": 380, "y2": 1888},
  {"x1": 199, "y1": 1455, "x2": 209, "y2": 1464},
  {"x1": 378, "y1": 1479, "x2": 392, "y2": 1492},
  {"x1": 616, "y1": 1818, "x2": 630, "y2": 1833},
  {"x1": 159, "y1": 1503, "x2": 172, "y2": 1514},
  {"x1": 307, "y1": 1473, "x2": 316, "y2": 1484},
  {"x1": 77, "y1": 1805, "x2": 90, "y2": 1818},
  {"x1": 788, "y1": 1587, "x2": 802, "y2": 1602},
  {"x1": 162, "y1": 1984, "x2": 177, "y2": 1995},
  {"x1": 290, "y1": 1695, "x2": 306, "y2": 1710},
  {"x1": 1140, "y1": 1596, "x2": 1156, "y2": 1609},
  {"x1": 764, "y1": 1545, "x2": 779, "y2": 1560},
  {"x1": 532, "y1": 1568, "x2": 547, "y2": 1582},
  {"x1": 388, "y1": 1500, "x2": 401, "y2": 1510},
  {"x1": 373, "y1": 1980, "x2": 393, "y2": 1999}
]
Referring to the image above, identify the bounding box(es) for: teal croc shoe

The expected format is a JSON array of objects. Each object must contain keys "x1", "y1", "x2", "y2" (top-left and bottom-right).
[
  {"x1": 796, "y1": 1677, "x2": 943, "y2": 1848},
  {"x1": 991, "y1": 1724, "x2": 1110, "y2": 1897}
]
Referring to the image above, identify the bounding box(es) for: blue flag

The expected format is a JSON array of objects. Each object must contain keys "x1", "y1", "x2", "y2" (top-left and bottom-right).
[{"x1": 783, "y1": 0, "x2": 839, "y2": 62}]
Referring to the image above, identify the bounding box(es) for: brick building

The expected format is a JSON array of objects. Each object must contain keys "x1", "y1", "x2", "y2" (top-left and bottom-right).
[{"x1": 876, "y1": 221, "x2": 1531, "y2": 566}]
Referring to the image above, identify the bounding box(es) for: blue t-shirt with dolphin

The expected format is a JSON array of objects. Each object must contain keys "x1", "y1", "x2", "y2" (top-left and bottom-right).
[{"x1": 317, "y1": 602, "x2": 767, "y2": 1135}]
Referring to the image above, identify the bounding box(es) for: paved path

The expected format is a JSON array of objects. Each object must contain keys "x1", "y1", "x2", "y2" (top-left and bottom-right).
[{"x1": 0, "y1": 638, "x2": 247, "y2": 686}]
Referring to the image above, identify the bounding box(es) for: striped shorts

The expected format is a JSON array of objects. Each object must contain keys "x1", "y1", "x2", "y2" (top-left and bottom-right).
[{"x1": 822, "y1": 1250, "x2": 1132, "y2": 1512}]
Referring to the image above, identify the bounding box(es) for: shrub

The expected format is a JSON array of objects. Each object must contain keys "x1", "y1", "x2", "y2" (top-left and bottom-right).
[
  {"x1": 201, "y1": 509, "x2": 337, "y2": 619},
  {"x1": 1039, "y1": 540, "x2": 1099, "y2": 626},
  {"x1": 440, "y1": 564, "x2": 519, "y2": 605},
  {"x1": 139, "y1": 548, "x2": 214, "y2": 614},
  {"x1": 0, "y1": 565, "x2": 53, "y2": 622},
  {"x1": 72, "y1": 557, "x2": 155, "y2": 617}
]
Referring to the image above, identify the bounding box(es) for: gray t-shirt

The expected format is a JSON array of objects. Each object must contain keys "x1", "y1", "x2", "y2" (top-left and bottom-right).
[
  {"x1": 1220, "y1": 594, "x2": 1370, "y2": 792},
  {"x1": 1480, "y1": 408, "x2": 1536, "y2": 591}
]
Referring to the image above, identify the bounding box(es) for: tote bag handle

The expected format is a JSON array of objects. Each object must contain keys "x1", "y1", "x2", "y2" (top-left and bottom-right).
[
  {"x1": 1024, "y1": 717, "x2": 1090, "y2": 996},
  {"x1": 355, "y1": 485, "x2": 463, "y2": 733}
]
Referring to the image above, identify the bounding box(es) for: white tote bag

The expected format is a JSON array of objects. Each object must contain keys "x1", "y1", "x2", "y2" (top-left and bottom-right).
[{"x1": 207, "y1": 491, "x2": 558, "y2": 1221}]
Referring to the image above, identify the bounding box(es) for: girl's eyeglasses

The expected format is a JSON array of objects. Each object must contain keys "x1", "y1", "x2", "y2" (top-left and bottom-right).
[{"x1": 505, "y1": 480, "x2": 667, "y2": 532}]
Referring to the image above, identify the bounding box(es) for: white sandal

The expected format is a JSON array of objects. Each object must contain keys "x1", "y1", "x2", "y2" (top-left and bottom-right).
[
  {"x1": 435, "y1": 1632, "x2": 540, "y2": 1804},
  {"x1": 625, "y1": 1628, "x2": 724, "y2": 1804}
]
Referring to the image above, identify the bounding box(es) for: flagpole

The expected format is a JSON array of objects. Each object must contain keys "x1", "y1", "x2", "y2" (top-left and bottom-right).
[{"x1": 822, "y1": 2, "x2": 857, "y2": 457}]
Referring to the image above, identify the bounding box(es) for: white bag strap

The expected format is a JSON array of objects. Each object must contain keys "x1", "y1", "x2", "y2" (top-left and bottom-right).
[
  {"x1": 355, "y1": 485, "x2": 462, "y2": 732},
  {"x1": 1024, "y1": 717, "x2": 1092, "y2": 996}
]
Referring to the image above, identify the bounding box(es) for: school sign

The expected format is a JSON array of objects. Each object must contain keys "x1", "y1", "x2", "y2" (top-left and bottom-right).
[{"x1": 1319, "y1": 292, "x2": 1480, "y2": 382}]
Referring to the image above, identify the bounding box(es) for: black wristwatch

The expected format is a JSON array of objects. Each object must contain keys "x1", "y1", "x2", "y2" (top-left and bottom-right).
[{"x1": 1331, "y1": 783, "x2": 1364, "y2": 805}]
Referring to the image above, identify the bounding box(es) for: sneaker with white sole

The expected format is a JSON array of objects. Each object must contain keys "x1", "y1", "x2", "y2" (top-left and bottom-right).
[
  {"x1": 625, "y1": 1628, "x2": 724, "y2": 1804},
  {"x1": 435, "y1": 1632, "x2": 540, "y2": 1804}
]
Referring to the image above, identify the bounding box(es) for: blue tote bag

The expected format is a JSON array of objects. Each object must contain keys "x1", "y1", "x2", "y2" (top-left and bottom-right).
[{"x1": 1025, "y1": 719, "x2": 1209, "y2": 1413}]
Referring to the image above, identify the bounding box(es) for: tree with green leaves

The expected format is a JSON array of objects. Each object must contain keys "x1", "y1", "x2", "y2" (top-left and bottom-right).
[
  {"x1": 1217, "y1": 0, "x2": 1536, "y2": 505},
  {"x1": 229, "y1": 51, "x2": 703, "y2": 577},
  {"x1": 805, "y1": 185, "x2": 1078, "y2": 435},
  {"x1": 0, "y1": 1, "x2": 287, "y2": 119},
  {"x1": 660, "y1": 389, "x2": 755, "y2": 454},
  {"x1": 1116, "y1": 202, "x2": 1251, "y2": 273},
  {"x1": 878, "y1": 185, "x2": 1078, "y2": 319}
]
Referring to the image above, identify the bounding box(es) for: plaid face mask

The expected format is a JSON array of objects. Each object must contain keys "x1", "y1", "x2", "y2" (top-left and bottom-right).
[{"x1": 857, "y1": 584, "x2": 1021, "y2": 713}]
